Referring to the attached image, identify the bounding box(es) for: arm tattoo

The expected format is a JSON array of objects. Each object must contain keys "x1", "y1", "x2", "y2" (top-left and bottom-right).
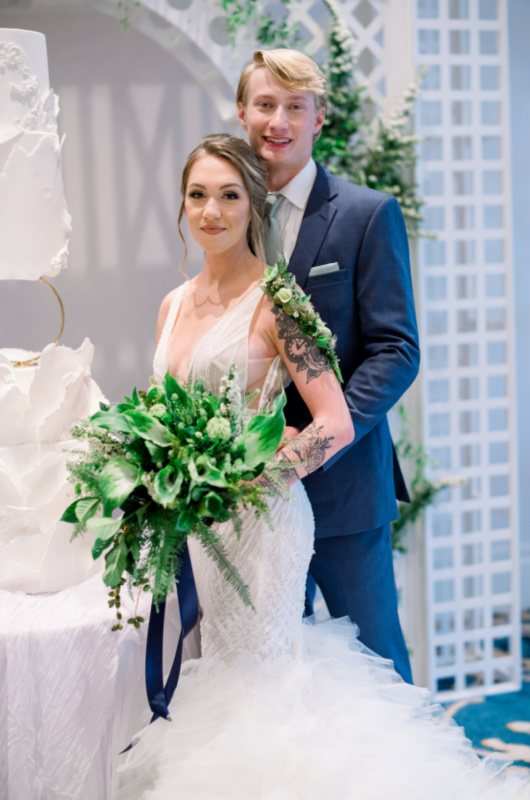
[
  {"x1": 276, "y1": 450, "x2": 296, "y2": 485},
  {"x1": 282, "y1": 423, "x2": 335, "y2": 474},
  {"x1": 273, "y1": 308, "x2": 331, "y2": 383}
]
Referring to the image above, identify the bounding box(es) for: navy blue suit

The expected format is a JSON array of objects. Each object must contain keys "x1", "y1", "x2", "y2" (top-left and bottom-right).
[{"x1": 285, "y1": 164, "x2": 420, "y2": 682}]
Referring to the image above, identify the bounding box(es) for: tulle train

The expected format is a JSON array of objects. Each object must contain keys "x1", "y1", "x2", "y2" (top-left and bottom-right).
[{"x1": 118, "y1": 617, "x2": 530, "y2": 799}]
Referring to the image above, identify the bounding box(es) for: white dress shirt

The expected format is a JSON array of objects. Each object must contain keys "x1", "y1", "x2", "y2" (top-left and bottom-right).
[{"x1": 272, "y1": 158, "x2": 317, "y2": 261}]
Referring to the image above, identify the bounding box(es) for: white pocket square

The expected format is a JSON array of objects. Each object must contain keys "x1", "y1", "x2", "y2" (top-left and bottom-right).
[{"x1": 308, "y1": 262, "x2": 340, "y2": 277}]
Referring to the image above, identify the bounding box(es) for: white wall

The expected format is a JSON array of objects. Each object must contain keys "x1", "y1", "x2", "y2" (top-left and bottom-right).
[{"x1": 0, "y1": 4, "x2": 227, "y2": 401}]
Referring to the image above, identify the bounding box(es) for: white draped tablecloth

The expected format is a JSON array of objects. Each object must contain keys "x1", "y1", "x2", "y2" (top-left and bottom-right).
[{"x1": 0, "y1": 573, "x2": 184, "y2": 800}]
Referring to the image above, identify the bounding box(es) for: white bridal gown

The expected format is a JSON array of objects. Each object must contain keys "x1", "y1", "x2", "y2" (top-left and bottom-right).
[{"x1": 119, "y1": 284, "x2": 529, "y2": 799}]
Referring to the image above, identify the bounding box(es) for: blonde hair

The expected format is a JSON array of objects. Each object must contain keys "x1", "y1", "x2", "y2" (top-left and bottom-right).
[
  {"x1": 178, "y1": 134, "x2": 267, "y2": 275},
  {"x1": 237, "y1": 49, "x2": 327, "y2": 114}
]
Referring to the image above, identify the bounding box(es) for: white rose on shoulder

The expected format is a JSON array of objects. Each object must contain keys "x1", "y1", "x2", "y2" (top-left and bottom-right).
[{"x1": 275, "y1": 287, "x2": 292, "y2": 304}]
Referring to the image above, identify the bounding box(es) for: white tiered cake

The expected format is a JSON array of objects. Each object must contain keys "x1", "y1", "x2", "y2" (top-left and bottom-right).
[{"x1": 0, "y1": 29, "x2": 103, "y2": 592}]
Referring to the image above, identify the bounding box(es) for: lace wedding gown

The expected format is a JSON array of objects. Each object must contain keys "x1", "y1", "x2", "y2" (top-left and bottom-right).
[{"x1": 118, "y1": 283, "x2": 529, "y2": 799}]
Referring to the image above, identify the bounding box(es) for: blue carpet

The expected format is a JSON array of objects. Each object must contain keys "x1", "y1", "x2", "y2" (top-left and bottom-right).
[
  {"x1": 445, "y1": 633, "x2": 530, "y2": 772},
  {"x1": 448, "y1": 682, "x2": 530, "y2": 769}
]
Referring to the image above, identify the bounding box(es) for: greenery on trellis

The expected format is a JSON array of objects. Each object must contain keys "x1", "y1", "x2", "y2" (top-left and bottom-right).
[
  {"x1": 221, "y1": 0, "x2": 299, "y2": 48},
  {"x1": 314, "y1": 4, "x2": 424, "y2": 237},
  {"x1": 116, "y1": 0, "x2": 140, "y2": 30}
]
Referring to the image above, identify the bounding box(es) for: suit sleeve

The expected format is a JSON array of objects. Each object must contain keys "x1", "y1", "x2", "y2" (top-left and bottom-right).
[{"x1": 321, "y1": 194, "x2": 420, "y2": 472}]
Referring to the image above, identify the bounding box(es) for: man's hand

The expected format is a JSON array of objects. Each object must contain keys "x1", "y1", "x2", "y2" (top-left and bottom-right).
[{"x1": 277, "y1": 426, "x2": 300, "y2": 451}]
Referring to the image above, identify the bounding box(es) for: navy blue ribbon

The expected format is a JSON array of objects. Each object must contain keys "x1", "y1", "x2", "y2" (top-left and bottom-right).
[{"x1": 121, "y1": 543, "x2": 198, "y2": 753}]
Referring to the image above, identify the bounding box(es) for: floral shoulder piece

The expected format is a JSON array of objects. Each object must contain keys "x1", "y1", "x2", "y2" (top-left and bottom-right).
[{"x1": 261, "y1": 256, "x2": 343, "y2": 383}]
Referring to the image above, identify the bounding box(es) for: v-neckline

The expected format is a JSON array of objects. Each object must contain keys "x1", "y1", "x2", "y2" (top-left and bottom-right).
[{"x1": 166, "y1": 281, "x2": 264, "y2": 379}]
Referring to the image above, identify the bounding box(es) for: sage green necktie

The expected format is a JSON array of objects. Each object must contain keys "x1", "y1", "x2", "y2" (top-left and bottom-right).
[{"x1": 263, "y1": 194, "x2": 285, "y2": 266}]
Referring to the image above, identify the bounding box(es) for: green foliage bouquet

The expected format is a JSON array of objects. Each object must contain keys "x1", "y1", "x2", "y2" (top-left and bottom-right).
[{"x1": 62, "y1": 369, "x2": 287, "y2": 629}]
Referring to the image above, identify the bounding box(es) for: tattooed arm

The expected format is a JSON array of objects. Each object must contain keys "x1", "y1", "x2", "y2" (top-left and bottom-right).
[
  {"x1": 271, "y1": 307, "x2": 331, "y2": 383},
  {"x1": 255, "y1": 297, "x2": 354, "y2": 486}
]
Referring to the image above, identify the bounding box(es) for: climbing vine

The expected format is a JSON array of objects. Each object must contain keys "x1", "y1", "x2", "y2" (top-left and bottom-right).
[
  {"x1": 313, "y1": 2, "x2": 424, "y2": 236},
  {"x1": 116, "y1": 0, "x2": 140, "y2": 30},
  {"x1": 221, "y1": 0, "x2": 299, "y2": 48}
]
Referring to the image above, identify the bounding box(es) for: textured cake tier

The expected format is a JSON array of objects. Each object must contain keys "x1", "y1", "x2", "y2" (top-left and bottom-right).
[
  {"x1": 0, "y1": 340, "x2": 105, "y2": 592},
  {"x1": 0, "y1": 28, "x2": 71, "y2": 280}
]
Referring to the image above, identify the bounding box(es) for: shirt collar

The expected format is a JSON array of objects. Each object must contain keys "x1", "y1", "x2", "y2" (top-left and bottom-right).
[{"x1": 274, "y1": 158, "x2": 317, "y2": 210}]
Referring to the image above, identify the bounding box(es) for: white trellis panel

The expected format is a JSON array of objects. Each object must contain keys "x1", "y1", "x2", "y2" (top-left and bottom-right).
[
  {"x1": 104, "y1": 0, "x2": 416, "y2": 122},
  {"x1": 414, "y1": 0, "x2": 520, "y2": 701}
]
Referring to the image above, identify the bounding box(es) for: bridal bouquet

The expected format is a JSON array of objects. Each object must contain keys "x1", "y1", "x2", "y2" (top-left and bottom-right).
[{"x1": 62, "y1": 369, "x2": 287, "y2": 629}]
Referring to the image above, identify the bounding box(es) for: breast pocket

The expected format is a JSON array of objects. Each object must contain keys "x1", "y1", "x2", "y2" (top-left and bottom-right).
[
  {"x1": 305, "y1": 269, "x2": 352, "y2": 325},
  {"x1": 305, "y1": 269, "x2": 349, "y2": 289}
]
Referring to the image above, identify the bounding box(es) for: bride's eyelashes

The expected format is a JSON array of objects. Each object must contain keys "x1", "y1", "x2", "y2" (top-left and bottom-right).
[{"x1": 187, "y1": 192, "x2": 241, "y2": 203}]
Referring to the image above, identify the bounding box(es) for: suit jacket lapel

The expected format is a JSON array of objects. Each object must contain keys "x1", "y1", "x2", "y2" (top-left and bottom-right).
[{"x1": 288, "y1": 163, "x2": 338, "y2": 289}]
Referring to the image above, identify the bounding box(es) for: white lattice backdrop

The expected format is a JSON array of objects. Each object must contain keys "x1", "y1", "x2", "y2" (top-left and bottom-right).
[
  {"x1": 90, "y1": 0, "x2": 416, "y2": 122},
  {"x1": 414, "y1": 0, "x2": 520, "y2": 701}
]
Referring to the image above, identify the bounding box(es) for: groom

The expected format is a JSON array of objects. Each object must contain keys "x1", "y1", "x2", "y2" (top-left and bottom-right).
[{"x1": 237, "y1": 49, "x2": 420, "y2": 683}]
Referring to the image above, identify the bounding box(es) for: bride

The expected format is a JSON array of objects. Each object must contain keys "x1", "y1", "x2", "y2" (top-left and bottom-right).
[{"x1": 118, "y1": 134, "x2": 529, "y2": 799}]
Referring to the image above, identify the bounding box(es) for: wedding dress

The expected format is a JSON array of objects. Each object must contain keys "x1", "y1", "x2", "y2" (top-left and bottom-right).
[{"x1": 118, "y1": 283, "x2": 529, "y2": 799}]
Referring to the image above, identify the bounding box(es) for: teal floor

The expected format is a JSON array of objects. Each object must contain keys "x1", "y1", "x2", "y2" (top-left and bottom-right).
[{"x1": 445, "y1": 632, "x2": 530, "y2": 774}]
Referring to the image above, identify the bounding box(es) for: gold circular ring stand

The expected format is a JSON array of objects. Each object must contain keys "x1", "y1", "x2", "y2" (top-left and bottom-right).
[{"x1": 11, "y1": 277, "x2": 65, "y2": 368}]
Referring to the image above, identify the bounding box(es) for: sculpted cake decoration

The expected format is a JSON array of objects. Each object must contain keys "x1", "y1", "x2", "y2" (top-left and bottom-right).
[
  {"x1": 0, "y1": 28, "x2": 71, "y2": 281},
  {"x1": 0, "y1": 339, "x2": 105, "y2": 592}
]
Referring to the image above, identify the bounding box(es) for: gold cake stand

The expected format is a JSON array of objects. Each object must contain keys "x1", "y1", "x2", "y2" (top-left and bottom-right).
[{"x1": 11, "y1": 277, "x2": 65, "y2": 368}]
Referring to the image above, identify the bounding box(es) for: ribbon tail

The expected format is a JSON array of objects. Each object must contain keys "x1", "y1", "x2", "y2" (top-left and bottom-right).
[{"x1": 120, "y1": 542, "x2": 199, "y2": 754}]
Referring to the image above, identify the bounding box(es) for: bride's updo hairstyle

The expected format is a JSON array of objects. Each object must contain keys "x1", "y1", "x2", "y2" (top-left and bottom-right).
[{"x1": 178, "y1": 134, "x2": 268, "y2": 273}]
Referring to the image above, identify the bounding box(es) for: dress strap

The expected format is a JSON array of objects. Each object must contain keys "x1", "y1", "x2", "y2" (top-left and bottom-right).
[{"x1": 152, "y1": 284, "x2": 186, "y2": 383}]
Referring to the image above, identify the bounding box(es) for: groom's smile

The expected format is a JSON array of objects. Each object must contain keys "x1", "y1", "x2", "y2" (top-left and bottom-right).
[{"x1": 263, "y1": 136, "x2": 291, "y2": 148}]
